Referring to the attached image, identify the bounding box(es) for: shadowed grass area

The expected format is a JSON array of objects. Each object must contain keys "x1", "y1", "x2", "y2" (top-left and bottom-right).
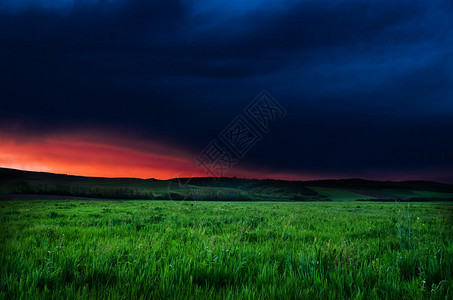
[{"x1": 1, "y1": 200, "x2": 452, "y2": 299}]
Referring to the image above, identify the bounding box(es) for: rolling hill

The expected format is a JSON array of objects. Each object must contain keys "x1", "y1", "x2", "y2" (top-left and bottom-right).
[{"x1": 1, "y1": 167, "x2": 452, "y2": 201}]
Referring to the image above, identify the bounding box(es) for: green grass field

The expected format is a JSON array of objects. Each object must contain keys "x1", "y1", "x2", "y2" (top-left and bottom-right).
[
  {"x1": 308, "y1": 186, "x2": 453, "y2": 202},
  {"x1": 307, "y1": 186, "x2": 374, "y2": 201},
  {"x1": 1, "y1": 200, "x2": 452, "y2": 299}
]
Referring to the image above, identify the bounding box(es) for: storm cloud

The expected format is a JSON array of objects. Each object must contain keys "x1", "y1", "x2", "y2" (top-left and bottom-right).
[{"x1": 1, "y1": 0, "x2": 452, "y2": 181}]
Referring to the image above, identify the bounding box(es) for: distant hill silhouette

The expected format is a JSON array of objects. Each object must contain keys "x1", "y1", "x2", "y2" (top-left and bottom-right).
[{"x1": 1, "y1": 167, "x2": 452, "y2": 201}]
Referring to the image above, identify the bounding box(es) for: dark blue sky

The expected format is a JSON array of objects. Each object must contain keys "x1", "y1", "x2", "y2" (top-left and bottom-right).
[{"x1": 1, "y1": 0, "x2": 452, "y2": 182}]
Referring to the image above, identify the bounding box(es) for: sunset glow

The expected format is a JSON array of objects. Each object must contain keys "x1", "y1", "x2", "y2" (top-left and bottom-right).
[
  {"x1": 1, "y1": 127, "x2": 451, "y2": 182},
  {"x1": 0, "y1": 129, "x2": 206, "y2": 179}
]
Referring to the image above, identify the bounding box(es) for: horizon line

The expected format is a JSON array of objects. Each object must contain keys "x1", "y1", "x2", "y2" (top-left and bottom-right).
[{"x1": 1, "y1": 166, "x2": 451, "y2": 185}]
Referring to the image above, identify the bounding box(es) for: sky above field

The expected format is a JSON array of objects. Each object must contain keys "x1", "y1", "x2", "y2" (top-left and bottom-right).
[{"x1": 0, "y1": 0, "x2": 452, "y2": 182}]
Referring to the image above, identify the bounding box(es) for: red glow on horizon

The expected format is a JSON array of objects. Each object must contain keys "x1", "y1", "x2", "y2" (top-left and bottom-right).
[
  {"x1": 0, "y1": 128, "x2": 330, "y2": 181},
  {"x1": 1, "y1": 128, "x2": 441, "y2": 182},
  {"x1": 0, "y1": 130, "x2": 206, "y2": 179}
]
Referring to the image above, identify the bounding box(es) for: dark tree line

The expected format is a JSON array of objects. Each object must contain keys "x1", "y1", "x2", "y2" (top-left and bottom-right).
[{"x1": 7, "y1": 181, "x2": 155, "y2": 199}]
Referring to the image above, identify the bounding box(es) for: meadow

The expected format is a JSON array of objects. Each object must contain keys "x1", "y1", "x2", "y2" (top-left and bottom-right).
[{"x1": 1, "y1": 200, "x2": 452, "y2": 299}]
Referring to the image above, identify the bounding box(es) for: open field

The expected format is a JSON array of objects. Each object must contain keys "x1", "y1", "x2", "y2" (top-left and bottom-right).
[
  {"x1": 1, "y1": 200, "x2": 452, "y2": 299},
  {"x1": 308, "y1": 186, "x2": 453, "y2": 202}
]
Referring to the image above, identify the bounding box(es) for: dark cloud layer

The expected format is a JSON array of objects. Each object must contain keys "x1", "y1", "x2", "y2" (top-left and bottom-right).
[{"x1": 1, "y1": 0, "x2": 452, "y2": 182}]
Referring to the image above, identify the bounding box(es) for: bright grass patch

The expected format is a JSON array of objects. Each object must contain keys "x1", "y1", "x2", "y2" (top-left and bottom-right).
[{"x1": 0, "y1": 200, "x2": 452, "y2": 299}]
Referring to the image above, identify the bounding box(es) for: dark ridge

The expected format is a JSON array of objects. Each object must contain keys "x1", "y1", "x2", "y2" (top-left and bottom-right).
[
  {"x1": 303, "y1": 178, "x2": 453, "y2": 193},
  {"x1": 1, "y1": 168, "x2": 453, "y2": 198},
  {"x1": 0, "y1": 167, "x2": 159, "y2": 183}
]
